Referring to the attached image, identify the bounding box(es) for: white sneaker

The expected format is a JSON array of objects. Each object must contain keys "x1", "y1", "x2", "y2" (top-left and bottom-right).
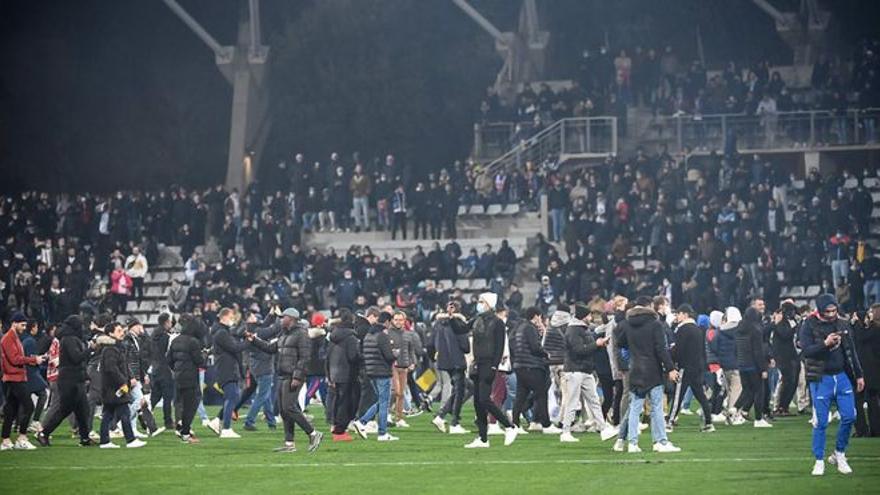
[
  {"x1": 627, "y1": 442, "x2": 642, "y2": 453},
  {"x1": 395, "y1": 419, "x2": 410, "y2": 428},
  {"x1": 88, "y1": 431, "x2": 100, "y2": 442},
  {"x1": 754, "y1": 419, "x2": 773, "y2": 428},
  {"x1": 600, "y1": 426, "x2": 619, "y2": 442},
  {"x1": 431, "y1": 416, "x2": 446, "y2": 433},
  {"x1": 571, "y1": 423, "x2": 587, "y2": 433},
  {"x1": 448, "y1": 424, "x2": 469, "y2": 435},
  {"x1": 0, "y1": 441, "x2": 13, "y2": 451},
  {"x1": 730, "y1": 415, "x2": 746, "y2": 426},
  {"x1": 528, "y1": 422, "x2": 543, "y2": 432},
  {"x1": 613, "y1": 439, "x2": 626, "y2": 452},
  {"x1": 207, "y1": 418, "x2": 221, "y2": 435},
  {"x1": 219, "y1": 429, "x2": 241, "y2": 439},
  {"x1": 503, "y1": 427, "x2": 518, "y2": 446},
  {"x1": 812, "y1": 460, "x2": 825, "y2": 476},
  {"x1": 711, "y1": 414, "x2": 727, "y2": 423},
  {"x1": 365, "y1": 421, "x2": 379, "y2": 434},
  {"x1": 464, "y1": 438, "x2": 490, "y2": 449},
  {"x1": 560, "y1": 432, "x2": 580, "y2": 443},
  {"x1": 377, "y1": 433, "x2": 399, "y2": 442},
  {"x1": 126, "y1": 439, "x2": 147, "y2": 448},
  {"x1": 13, "y1": 438, "x2": 37, "y2": 450},
  {"x1": 486, "y1": 423, "x2": 505, "y2": 435},
  {"x1": 653, "y1": 441, "x2": 681, "y2": 453},
  {"x1": 150, "y1": 427, "x2": 167, "y2": 438},
  {"x1": 352, "y1": 421, "x2": 368, "y2": 440},
  {"x1": 638, "y1": 423, "x2": 648, "y2": 431},
  {"x1": 680, "y1": 408, "x2": 694, "y2": 415},
  {"x1": 514, "y1": 426, "x2": 529, "y2": 435},
  {"x1": 542, "y1": 425, "x2": 562, "y2": 434},
  {"x1": 134, "y1": 430, "x2": 149, "y2": 439},
  {"x1": 99, "y1": 442, "x2": 120, "y2": 449},
  {"x1": 109, "y1": 429, "x2": 124, "y2": 439},
  {"x1": 828, "y1": 451, "x2": 853, "y2": 474},
  {"x1": 28, "y1": 421, "x2": 42, "y2": 433}
]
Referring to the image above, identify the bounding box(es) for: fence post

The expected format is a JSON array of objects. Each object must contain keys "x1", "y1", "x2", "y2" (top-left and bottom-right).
[
  {"x1": 540, "y1": 193, "x2": 549, "y2": 239},
  {"x1": 473, "y1": 123, "x2": 482, "y2": 159},
  {"x1": 610, "y1": 117, "x2": 617, "y2": 155},
  {"x1": 560, "y1": 120, "x2": 567, "y2": 155},
  {"x1": 721, "y1": 115, "x2": 727, "y2": 152},
  {"x1": 676, "y1": 116, "x2": 683, "y2": 152},
  {"x1": 853, "y1": 110, "x2": 860, "y2": 145}
]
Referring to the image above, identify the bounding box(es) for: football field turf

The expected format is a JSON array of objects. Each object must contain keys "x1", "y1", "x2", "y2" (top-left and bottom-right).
[{"x1": 1, "y1": 406, "x2": 878, "y2": 494}]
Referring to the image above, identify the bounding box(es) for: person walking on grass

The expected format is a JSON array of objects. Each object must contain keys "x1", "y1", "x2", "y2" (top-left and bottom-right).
[
  {"x1": 1, "y1": 312, "x2": 45, "y2": 451},
  {"x1": 353, "y1": 311, "x2": 398, "y2": 442},
  {"x1": 326, "y1": 308, "x2": 362, "y2": 442},
  {"x1": 667, "y1": 304, "x2": 715, "y2": 434},
  {"x1": 616, "y1": 301, "x2": 682, "y2": 453},
  {"x1": 465, "y1": 292, "x2": 519, "y2": 449},
  {"x1": 167, "y1": 314, "x2": 207, "y2": 444},
  {"x1": 430, "y1": 300, "x2": 471, "y2": 435},
  {"x1": 249, "y1": 308, "x2": 323, "y2": 453},
  {"x1": 799, "y1": 294, "x2": 864, "y2": 476},
  {"x1": 98, "y1": 322, "x2": 146, "y2": 449}
]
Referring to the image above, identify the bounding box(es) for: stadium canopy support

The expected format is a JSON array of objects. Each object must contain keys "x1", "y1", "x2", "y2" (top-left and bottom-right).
[
  {"x1": 161, "y1": 0, "x2": 270, "y2": 192},
  {"x1": 750, "y1": 0, "x2": 830, "y2": 66}
]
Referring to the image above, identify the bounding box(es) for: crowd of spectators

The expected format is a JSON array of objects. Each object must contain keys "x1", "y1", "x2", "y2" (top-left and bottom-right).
[
  {"x1": 532, "y1": 145, "x2": 880, "y2": 316},
  {"x1": 478, "y1": 38, "x2": 880, "y2": 135}
]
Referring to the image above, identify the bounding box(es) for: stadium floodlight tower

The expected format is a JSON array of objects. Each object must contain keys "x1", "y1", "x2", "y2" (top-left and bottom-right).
[
  {"x1": 452, "y1": 0, "x2": 549, "y2": 105},
  {"x1": 162, "y1": 0, "x2": 270, "y2": 192},
  {"x1": 751, "y1": 0, "x2": 830, "y2": 66}
]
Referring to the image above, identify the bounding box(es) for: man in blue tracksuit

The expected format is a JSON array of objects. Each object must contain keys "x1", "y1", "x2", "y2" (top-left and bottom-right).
[{"x1": 798, "y1": 294, "x2": 865, "y2": 476}]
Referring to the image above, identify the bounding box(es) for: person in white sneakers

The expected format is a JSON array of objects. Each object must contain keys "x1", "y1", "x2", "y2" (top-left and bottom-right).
[
  {"x1": 510, "y1": 307, "x2": 560, "y2": 436},
  {"x1": 798, "y1": 294, "x2": 863, "y2": 476},
  {"x1": 616, "y1": 302, "x2": 681, "y2": 453},
  {"x1": 97, "y1": 322, "x2": 145, "y2": 449},
  {"x1": 1, "y1": 312, "x2": 45, "y2": 451},
  {"x1": 465, "y1": 293, "x2": 518, "y2": 448},
  {"x1": 560, "y1": 304, "x2": 618, "y2": 443},
  {"x1": 733, "y1": 308, "x2": 773, "y2": 429},
  {"x1": 429, "y1": 301, "x2": 471, "y2": 435}
]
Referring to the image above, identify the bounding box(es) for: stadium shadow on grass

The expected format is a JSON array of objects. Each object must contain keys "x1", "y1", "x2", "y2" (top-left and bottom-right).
[{"x1": 1, "y1": 405, "x2": 878, "y2": 494}]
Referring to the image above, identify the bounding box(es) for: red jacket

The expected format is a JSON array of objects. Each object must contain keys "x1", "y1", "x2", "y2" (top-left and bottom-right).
[{"x1": 1, "y1": 328, "x2": 39, "y2": 382}]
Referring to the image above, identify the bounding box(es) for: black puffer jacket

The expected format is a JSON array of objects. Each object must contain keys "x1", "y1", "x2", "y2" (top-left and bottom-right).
[
  {"x1": 672, "y1": 321, "x2": 706, "y2": 373},
  {"x1": 167, "y1": 318, "x2": 207, "y2": 389},
  {"x1": 510, "y1": 320, "x2": 548, "y2": 370},
  {"x1": 471, "y1": 312, "x2": 506, "y2": 366},
  {"x1": 57, "y1": 316, "x2": 89, "y2": 384},
  {"x1": 362, "y1": 324, "x2": 395, "y2": 378},
  {"x1": 735, "y1": 308, "x2": 767, "y2": 372},
  {"x1": 617, "y1": 306, "x2": 675, "y2": 393},
  {"x1": 264, "y1": 322, "x2": 311, "y2": 382},
  {"x1": 326, "y1": 325, "x2": 361, "y2": 384},
  {"x1": 563, "y1": 320, "x2": 597, "y2": 373},
  {"x1": 100, "y1": 340, "x2": 130, "y2": 406},
  {"x1": 543, "y1": 316, "x2": 568, "y2": 366}
]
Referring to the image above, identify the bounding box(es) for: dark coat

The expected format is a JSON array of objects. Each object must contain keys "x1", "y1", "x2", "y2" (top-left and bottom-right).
[
  {"x1": 470, "y1": 312, "x2": 506, "y2": 366},
  {"x1": 617, "y1": 306, "x2": 675, "y2": 394},
  {"x1": 253, "y1": 323, "x2": 311, "y2": 382},
  {"x1": 510, "y1": 320, "x2": 548, "y2": 370},
  {"x1": 672, "y1": 321, "x2": 706, "y2": 373},
  {"x1": 799, "y1": 314, "x2": 863, "y2": 383},
  {"x1": 430, "y1": 317, "x2": 470, "y2": 371},
  {"x1": 123, "y1": 333, "x2": 150, "y2": 382},
  {"x1": 735, "y1": 309, "x2": 767, "y2": 372},
  {"x1": 167, "y1": 321, "x2": 207, "y2": 389},
  {"x1": 362, "y1": 325, "x2": 395, "y2": 378},
  {"x1": 855, "y1": 321, "x2": 880, "y2": 391},
  {"x1": 100, "y1": 342, "x2": 131, "y2": 406},
  {"x1": 710, "y1": 323, "x2": 739, "y2": 370},
  {"x1": 150, "y1": 328, "x2": 173, "y2": 381},
  {"x1": 57, "y1": 320, "x2": 89, "y2": 384},
  {"x1": 326, "y1": 325, "x2": 361, "y2": 384},
  {"x1": 211, "y1": 323, "x2": 252, "y2": 386},
  {"x1": 563, "y1": 321, "x2": 597, "y2": 373},
  {"x1": 21, "y1": 334, "x2": 47, "y2": 393}
]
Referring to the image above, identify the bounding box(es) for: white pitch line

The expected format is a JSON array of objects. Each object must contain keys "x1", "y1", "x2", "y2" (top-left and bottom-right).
[{"x1": 2, "y1": 457, "x2": 880, "y2": 470}]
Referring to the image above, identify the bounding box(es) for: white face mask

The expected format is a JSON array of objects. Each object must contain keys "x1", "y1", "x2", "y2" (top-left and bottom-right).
[{"x1": 476, "y1": 302, "x2": 489, "y2": 314}]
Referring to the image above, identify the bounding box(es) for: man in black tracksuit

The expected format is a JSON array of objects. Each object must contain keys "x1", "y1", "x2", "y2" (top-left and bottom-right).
[
  {"x1": 150, "y1": 313, "x2": 176, "y2": 430},
  {"x1": 430, "y1": 300, "x2": 471, "y2": 432},
  {"x1": 250, "y1": 308, "x2": 323, "y2": 453},
  {"x1": 167, "y1": 315, "x2": 207, "y2": 443},
  {"x1": 667, "y1": 304, "x2": 713, "y2": 431},
  {"x1": 770, "y1": 302, "x2": 800, "y2": 415},
  {"x1": 37, "y1": 315, "x2": 95, "y2": 447},
  {"x1": 510, "y1": 307, "x2": 553, "y2": 431},
  {"x1": 467, "y1": 293, "x2": 517, "y2": 447},
  {"x1": 326, "y1": 309, "x2": 362, "y2": 439},
  {"x1": 734, "y1": 307, "x2": 770, "y2": 425}
]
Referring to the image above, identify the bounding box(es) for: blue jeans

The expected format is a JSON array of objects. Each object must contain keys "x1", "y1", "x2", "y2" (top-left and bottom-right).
[
  {"x1": 504, "y1": 372, "x2": 516, "y2": 412},
  {"x1": 628, "y1": 385, "x2": 668, "y2": 445},
  {"x1": 360, "y1": 377, "x2": 391, "y2": 435},
  {"x1": 128, "y1": 381, "x2": 144, "y2": 432},
  {"x1": 197, "y1": 369, "x2": 209, "y2": 422},
  {"x1": 244, "y1": 374, "x2": 276, "y2": 427},
  {"x1": 809, "y1": 372, "x2": 856, "y2": 460},
  {"x1": 221, "y1": 382, "x2": 240, "y2": 430},
  {"x1": 549, "y1": 208, "x2": 565, "y2": 242}
]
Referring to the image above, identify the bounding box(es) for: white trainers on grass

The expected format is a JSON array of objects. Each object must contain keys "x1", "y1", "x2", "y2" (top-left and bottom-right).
[{"x1": 828, "y1": 451, "x2": 852, "y2": 474}]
